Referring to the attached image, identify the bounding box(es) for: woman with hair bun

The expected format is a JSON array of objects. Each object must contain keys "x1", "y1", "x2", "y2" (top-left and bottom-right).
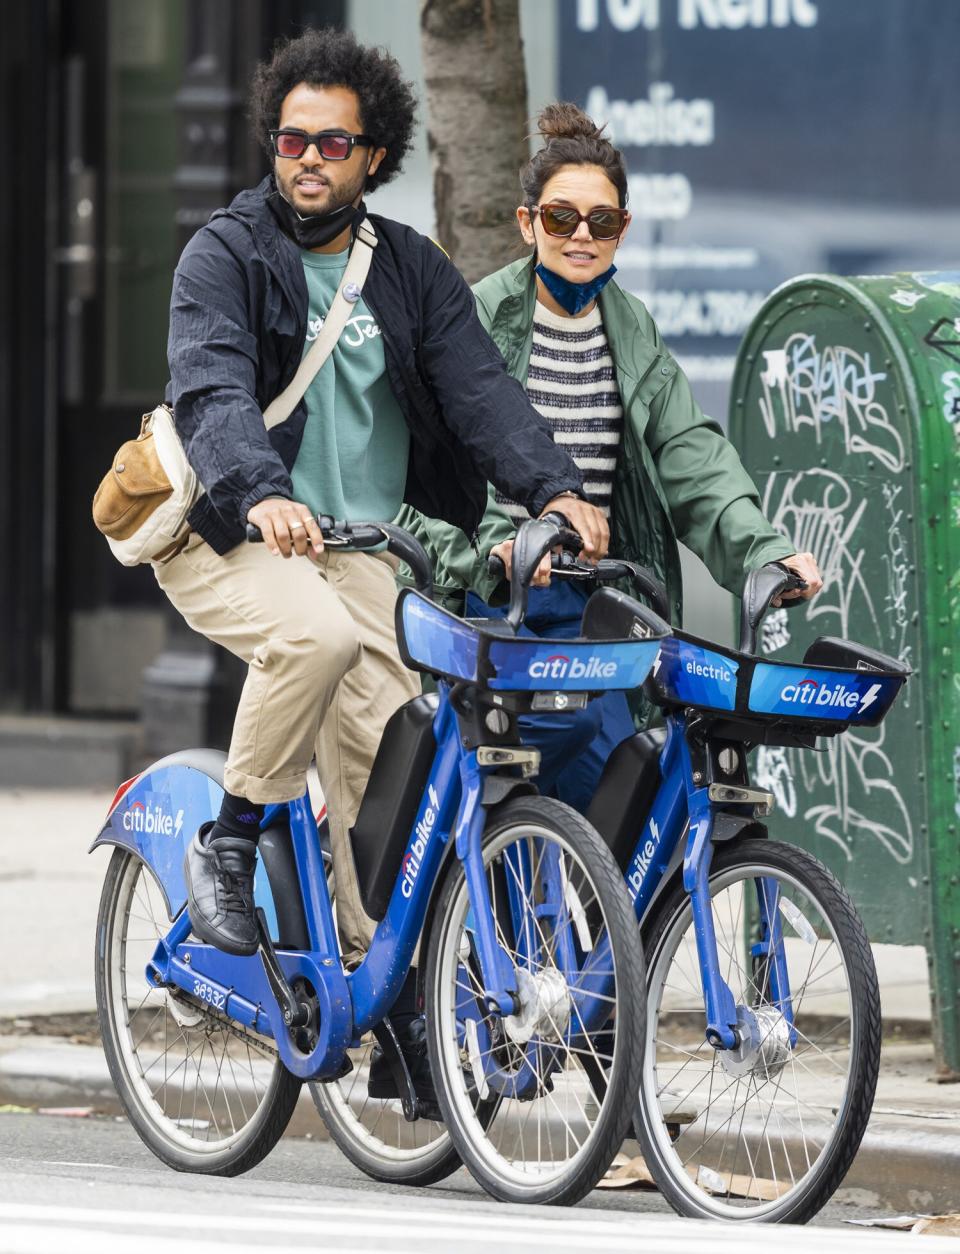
[{"x1": 400, "y1": 103, "x2": 821, "y2": 811}]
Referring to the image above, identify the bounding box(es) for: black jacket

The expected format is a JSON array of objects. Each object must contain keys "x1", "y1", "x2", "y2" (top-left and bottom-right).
[{"x1": 166, "y1": 176, "x2": 584, "y2": 554}]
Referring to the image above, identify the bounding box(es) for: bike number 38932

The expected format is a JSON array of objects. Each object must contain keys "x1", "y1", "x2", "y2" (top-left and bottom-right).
[{"x1": 193, "y1": 979, "x2": 226, "y2": 1010}]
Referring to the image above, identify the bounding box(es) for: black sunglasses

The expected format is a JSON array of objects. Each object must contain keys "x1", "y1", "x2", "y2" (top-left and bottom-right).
[
  {"x1": 532, "y1": 203, "x2": 628, "y2": 241},
  {"x1": 269, "y1": 129, "x2": 374, "y2": 160}
]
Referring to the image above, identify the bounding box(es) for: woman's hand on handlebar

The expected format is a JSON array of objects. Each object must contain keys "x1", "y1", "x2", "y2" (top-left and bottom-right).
[
  {"x1": 539, "y1": 495, "x2": 609, "y2": 561},
  {"x1": 489, "y1": 538, "x2": 552, "y2": 586},
  {"x1": 775, "y1": 551, "x2": 822, "y2": 605},
  {"x1": 247, "y1": 497, "x2": 323, "y2": 558}
]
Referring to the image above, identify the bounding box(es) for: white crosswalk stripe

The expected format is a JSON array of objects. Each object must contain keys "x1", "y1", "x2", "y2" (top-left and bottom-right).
[{"x1": 0, "y1": 1199, "x2": 954, "y2": 1254}]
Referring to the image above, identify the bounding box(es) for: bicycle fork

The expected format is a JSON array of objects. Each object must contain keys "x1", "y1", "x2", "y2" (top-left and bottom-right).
[
  {"x1": 454, "y1": 750, "x2": 520, "y2": 1018},
  {"x1": 676, "y1": 727, "x2": 796, "y2": 1053}
]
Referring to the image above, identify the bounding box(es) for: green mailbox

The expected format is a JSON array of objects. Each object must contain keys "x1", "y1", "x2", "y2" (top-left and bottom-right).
[{"x1": 729, "y1": 271, "x2": 960, "y2": 1078}]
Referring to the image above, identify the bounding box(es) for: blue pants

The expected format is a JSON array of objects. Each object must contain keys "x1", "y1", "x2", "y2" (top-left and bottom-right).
[{"x1": 465, "y1": 583, "x2": 636, "y2": 814}]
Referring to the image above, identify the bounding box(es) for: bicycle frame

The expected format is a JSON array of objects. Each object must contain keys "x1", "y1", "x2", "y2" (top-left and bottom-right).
[
  {"x1": 141, "y1": 685, "x2": 538, "y2": 1081},
  {"x1": 618, "y1": 711, "x2": 787, "y2": 1052},
  {"x1": 584, "y1": 577, "x2": 904, "y2": 1057}
]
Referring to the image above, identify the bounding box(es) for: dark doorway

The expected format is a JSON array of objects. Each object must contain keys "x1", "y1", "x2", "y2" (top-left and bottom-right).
[{"x1": 0, "y1": 0, "x2": 344, "y2": 722}]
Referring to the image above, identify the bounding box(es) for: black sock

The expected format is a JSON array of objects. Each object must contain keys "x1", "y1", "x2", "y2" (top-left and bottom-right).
[{"x1": 208, "y1": 792, "x2": 265, "y2": 847}]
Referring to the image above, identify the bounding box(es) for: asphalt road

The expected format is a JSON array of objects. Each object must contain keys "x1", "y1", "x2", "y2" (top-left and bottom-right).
[{"x1": 0, "y1": 1113, "x2": 953, "y2": 1254}]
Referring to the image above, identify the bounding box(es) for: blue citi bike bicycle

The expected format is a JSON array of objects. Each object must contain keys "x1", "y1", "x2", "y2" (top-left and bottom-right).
[
  {"x1": 574, "y1": 550, "x2": 907, "y2": 1222},
  {"x1": 315, "y1": 518, "x2": 908, "y2": 1224},
  {"x1": 91, "y1": 515, "x2": 661, "y2": 1205}
]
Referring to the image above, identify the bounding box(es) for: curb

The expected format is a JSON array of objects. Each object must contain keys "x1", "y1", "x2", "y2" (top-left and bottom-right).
[
  {"x1": 1, "y1": 1035, "x2": 959, "y2": 1212},
  {"x1": 0, "y1": 1038, "x2": 325, "y2": 1141}
]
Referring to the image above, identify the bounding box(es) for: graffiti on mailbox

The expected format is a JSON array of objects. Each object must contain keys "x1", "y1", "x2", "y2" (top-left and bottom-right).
[
  {"x1": 758, "y1": 333, "x2": 905, "y2": 473},
  {"x1": 941, "y1": 370, "x2": 960, "y2": 426},
  {"x1": 751, "y1": 381, "x2": 917, "y2": 867},
  {"x1": 760, "y1": 607, "x2": 791, "y2": 654},
  {"x1": 761, "y1": 469, "x2": 877, "y2": 644}
]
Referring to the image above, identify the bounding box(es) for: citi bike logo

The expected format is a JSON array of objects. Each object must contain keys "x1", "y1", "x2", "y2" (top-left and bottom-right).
[
  {"x1": 780, "y1": 679, "x2": 882, "y2": 714},
  {"x1": 401, "y1": 784, "x2": 440, "y2": 898},
  {"x1": 528, "y1": 653, "x2": 617, "y2": 681},
  {"x1": 121, "y1": 798, "x2": 185, "y2": 838},
  {"x1": 627, "y1": 815, "x2": 663, "y2": 898}
]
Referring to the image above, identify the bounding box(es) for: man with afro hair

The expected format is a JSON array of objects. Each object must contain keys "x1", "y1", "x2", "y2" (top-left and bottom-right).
[{"x1": 158, "y1": 28, "x2": 606, "y2": 1108}]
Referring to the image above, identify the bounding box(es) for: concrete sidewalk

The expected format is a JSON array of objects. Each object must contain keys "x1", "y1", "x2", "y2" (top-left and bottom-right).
[{"x1": 1, "y1": 786, "x2": 958, "y2": 1213}]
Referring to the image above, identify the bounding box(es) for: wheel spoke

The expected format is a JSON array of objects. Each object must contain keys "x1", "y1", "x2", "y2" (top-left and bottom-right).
[
  {"x1": 101, "y1": 854, "x2": 290, "y2": 1161},
  {"x1": 641, "y1": 846, "x2": 875, "y2": 1220},
  {"x1": 429, "y1": 810, "x2": 641, "y2": 1200}
]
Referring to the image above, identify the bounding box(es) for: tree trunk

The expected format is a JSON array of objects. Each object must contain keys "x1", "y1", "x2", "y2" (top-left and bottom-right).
[{"x1": 420, "y1": 0, "x2": 529, "y2": 283}]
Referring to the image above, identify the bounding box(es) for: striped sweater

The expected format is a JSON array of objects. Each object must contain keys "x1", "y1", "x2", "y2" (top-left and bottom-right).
[{"x1": 494, "y1": 302, "x2": 623, "y2": 523}]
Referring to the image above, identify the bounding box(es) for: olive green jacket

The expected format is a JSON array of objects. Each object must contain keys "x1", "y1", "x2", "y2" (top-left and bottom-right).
[{"x1": 397, "y1": 255, "x2": 793, "y2": 620}]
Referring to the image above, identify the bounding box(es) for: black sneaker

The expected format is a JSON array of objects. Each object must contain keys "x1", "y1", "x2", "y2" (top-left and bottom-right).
[
  {"x1": 367, "y1": 1017, "x2": 441, "y2": 1119},
  {"x1": 183, "y1": 822, "x2": 259, "y2": 956}
]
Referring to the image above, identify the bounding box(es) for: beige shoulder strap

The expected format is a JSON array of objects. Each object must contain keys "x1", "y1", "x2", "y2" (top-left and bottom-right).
[{"x1": 263, "y1": 218, "x2": 378, "y2": 431}]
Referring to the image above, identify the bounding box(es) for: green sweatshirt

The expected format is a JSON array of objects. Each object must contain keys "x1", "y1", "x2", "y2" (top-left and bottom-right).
[{"x1": 397, "y1": 255, "x2": 793, "y2": 622}]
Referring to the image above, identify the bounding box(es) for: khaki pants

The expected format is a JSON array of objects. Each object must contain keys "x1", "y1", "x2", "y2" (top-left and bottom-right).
[{"x1": 154, "y1": 533, "x2": 420, "y2": 965}]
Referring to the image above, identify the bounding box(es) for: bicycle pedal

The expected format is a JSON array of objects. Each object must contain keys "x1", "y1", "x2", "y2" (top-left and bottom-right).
[{"x1": 414, "y1": 1097, "x2": 443, "y2": 1122}]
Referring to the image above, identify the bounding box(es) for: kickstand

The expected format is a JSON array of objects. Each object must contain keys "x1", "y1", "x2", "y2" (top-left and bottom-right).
[
  {"x1": 256, "y1": 907, "x2": 308, "y2": 1029},
  {"x1": 580, "y1": 1051, "x2": 608, "y2": 1104},
  {"x1": 372, "y1": 1016, "x2": 419, "y2": 1122}
]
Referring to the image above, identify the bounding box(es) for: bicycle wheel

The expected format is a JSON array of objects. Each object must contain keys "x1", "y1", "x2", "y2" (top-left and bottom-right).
[
  {"x1": 636, "y1": 838, "x2": 880, "y2": 1223},
  {"x1": 310, "y1": 1033, "x2": 458, "y2": 1185},
  {"x1": 425, "y1": 796, "x2": 645, "y2": 1205},
  {"x1": 308, "y1": 862, "x2": 459, "y2": 1185},
  {"x1": 96, "y1": 847, "x2": 301, "y2": 1175}
]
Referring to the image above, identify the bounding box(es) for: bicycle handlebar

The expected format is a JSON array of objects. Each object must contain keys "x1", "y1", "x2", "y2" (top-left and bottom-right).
[
  {"x1": 487, "y1": 517, "x2": 672, "y2": 625},
  {"x1": 738, "y1": 561, "x2": 808, "y2": 655},
  {"x1": 488, "y1": 550, "x2": 672, "y2": 613},
  {"x1": 243, "y1": 519, "x2": 804, "y2": 655},
  {"x1": 487, "y1": 539, "x2": 809, "y2": 658},
  {"x1": 245, "y1": 515, "x2": 434, "y2": 599}
]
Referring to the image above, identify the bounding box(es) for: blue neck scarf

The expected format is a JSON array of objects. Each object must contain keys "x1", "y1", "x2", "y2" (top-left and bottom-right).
[{"x1": 535, "y1": 262, "x2": 617, "y2": 316}]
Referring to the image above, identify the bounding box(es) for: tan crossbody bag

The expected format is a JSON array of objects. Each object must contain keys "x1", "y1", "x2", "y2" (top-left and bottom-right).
[{"x1": 92, "y1": 219, "x2": 378, "y2": 566}]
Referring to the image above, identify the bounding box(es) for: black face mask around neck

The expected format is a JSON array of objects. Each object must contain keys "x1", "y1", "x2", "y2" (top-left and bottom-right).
[{"x1": 266, "y1": 182, "x2": 365, "y2": 250}]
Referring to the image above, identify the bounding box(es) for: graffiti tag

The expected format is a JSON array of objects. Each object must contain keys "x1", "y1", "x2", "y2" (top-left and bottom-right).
[
  {"x1": 760, "y1": 467, "x2": 913, "y2": 865},
  {"x1": 759, "y1": 334, "x2": 904, "y2": 472}
]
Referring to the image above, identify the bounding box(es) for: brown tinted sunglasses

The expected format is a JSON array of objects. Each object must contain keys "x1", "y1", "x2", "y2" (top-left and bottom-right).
[{"x1": 532, "y1": 203, "x2": 628, "y2": 241}]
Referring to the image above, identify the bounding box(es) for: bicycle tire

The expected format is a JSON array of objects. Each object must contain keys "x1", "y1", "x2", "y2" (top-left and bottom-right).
[
  {"x1": 308, "y1": 858, "x2": 460, "y2": 1185},
  {"x1": 425, "y1": 796, "x2": 646, "y2": 1206},
  {"x1": 96, "y1": 847, "x2": 301, "y2": 1175},
  {"x1": 309, "y1": 1052, "x2": 459, "y2": 1186},
  {"x1": 635, "y1": 837, "x2": 880, "y2": 1223}
]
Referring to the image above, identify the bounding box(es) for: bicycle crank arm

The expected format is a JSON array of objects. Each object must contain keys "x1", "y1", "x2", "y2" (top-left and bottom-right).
[
  {"x1": 370, "y1": 1017, "x2": 419, "y2": 1122},
  {"x1": 257, "y1": 908, "x2": 309, "y2": 1029}
]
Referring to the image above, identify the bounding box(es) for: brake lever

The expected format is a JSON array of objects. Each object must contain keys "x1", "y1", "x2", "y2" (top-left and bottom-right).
[
  {"x1": 316, "y1": 514, "x2": 352, "y2": 547},
  {"x1": 537, "y1": 511, "x2": 585, "y2": 554},
  {"x1": 245, "y1": 515, "x2": 352, "y2": 546},
  {"x1": 486, "y1": 549, "x2": 593, "y2": 582}
]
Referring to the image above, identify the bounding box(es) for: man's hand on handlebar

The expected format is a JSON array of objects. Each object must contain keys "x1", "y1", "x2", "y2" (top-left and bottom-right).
[
  {"x1": 775, "y1": 552, "x2": 822, "y2": 605},
  {"x1": 489, "y1": 538, "x2": 552, "y2": 587},
  {"x1": 539, "y1": 495, "x2": 609, "y2": 561},
  {"x1": 247, "y1": 497, "x2": 324, "y2": 558}
]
